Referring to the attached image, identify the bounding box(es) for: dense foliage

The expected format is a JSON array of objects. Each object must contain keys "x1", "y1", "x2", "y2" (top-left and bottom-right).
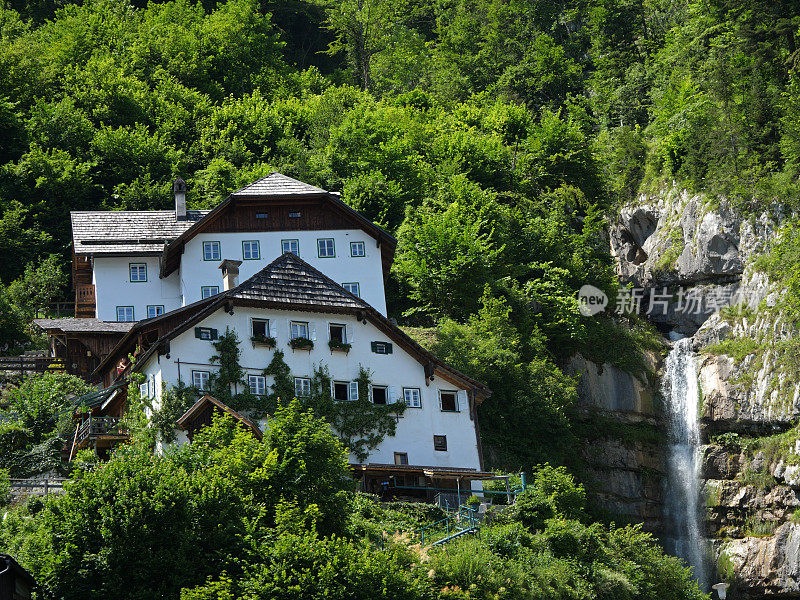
[
  {"x1": 0, "y1": 411, "x2": 707, "y2": 600},
  {"x1": 0, "y1": 372, "x2": 89, "y2": 476}
]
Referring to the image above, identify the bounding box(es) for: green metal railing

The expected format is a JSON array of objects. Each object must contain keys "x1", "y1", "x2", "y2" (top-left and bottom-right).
[{"x1": 413, "y1": 504, "x2": 481, "y2": 546}]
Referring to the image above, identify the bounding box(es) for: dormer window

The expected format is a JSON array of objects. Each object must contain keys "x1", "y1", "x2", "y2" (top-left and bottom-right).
[
  {"x1": 256, "y1": 212, "x2": 268, "y2": 219},
  {"x1": 289, "y1": 210, "x2": 301, "y2": 218}
]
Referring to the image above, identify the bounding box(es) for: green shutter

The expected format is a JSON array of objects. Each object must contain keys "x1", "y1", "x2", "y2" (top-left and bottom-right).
[
  {"x1": 386, "y1": 343, "x2": 393, "y2": 354},
  {"x1": 195, "y1": 327, "x2": 202, "y2": 339},
  {"x1": 371, "y1": 341, "x2": 378, "y2": 353},
  {"x1": 211, "y1": 328, "x2": 219, "y2": 340}
]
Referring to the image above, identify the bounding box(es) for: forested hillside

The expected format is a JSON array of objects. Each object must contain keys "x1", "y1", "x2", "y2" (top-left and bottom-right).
[{"x1": 0, "y1": 0, "x2": 798, "y2": 478}]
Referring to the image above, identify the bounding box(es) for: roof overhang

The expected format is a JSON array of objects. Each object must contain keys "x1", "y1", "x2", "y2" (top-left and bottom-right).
[
  {"x1": 176, "y1": 394, "x2": 263, "y2": 440},
  {"x1": 350, "y1": 463, "x2": 496, "y2": 480}
]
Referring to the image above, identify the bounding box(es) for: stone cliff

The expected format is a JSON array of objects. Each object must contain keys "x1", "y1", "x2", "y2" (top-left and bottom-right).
[{"x1": 595, "y1": 185, "x2": 796, "y2": 597}]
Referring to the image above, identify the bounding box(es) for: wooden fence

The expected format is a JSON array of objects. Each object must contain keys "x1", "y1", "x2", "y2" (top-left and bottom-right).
[
  {"x1": 0, "y1": 356, "x2": 66, "y2": 381},
  {"x1": 8, "y1": 479, "x2": 66, "y2": 496}
]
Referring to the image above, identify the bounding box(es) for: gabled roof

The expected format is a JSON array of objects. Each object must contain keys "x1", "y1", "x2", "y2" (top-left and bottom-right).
[
  {"x1": 71, "y1": 210, "x2": 208, "y2": 256},
  {"x1": 231, "y1": 252, "x2": 366, "y2": 311},
  {"x1": 231, "y1": 172, "x2": 327, "y2": 197},
  {"x1": 159, "y1": 171, "x2": 396, "y2": 278},
  {"x1": 94, "y1": 253, "x2": 490, "y2": 402},
  {"x1": 176, "y1": 394, "x2": 263, "y2": 440},
  {"x1": 33, "y1": 318, "x2": 134, "y2": 334}
]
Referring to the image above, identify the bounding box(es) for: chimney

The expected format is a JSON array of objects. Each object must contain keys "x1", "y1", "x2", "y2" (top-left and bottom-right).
[
  {"x1": 218, "y1": 259, "x2": 242, "y2": 291},
  {"x1": 173, "y1": 177, "x2": 187, "y2": 220}
]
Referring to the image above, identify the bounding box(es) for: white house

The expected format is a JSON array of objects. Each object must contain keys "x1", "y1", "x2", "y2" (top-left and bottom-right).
[
  {"x1": 87, "y1": 252, "x2": 491, "y2": 495},
  {"x1": 43, "y1": 172, "x2": 493, "y2": 497},
  {"x1": 70, "y1": 173, "x2": 394, "y2": 323}
]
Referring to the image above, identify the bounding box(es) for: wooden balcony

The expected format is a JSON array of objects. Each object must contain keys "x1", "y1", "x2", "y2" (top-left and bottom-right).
[
  {"x1": 75, "y1": 284, "x2": 96, "y2": 318},
  {"x1": 69, "y1": 416, "x2": 128, "y2": 459}
]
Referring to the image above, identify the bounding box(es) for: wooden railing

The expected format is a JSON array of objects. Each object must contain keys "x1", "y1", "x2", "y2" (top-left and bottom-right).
[
  {"x1": 8, "y1": 478, "x2": 66, "y2": 496},
  {"x1": 74, "y1": 416, "x2": 126, "y2": 447},
  {"x1": 75, "y1": 284, "x2": 96, "y2": 317},
  {"x1": 0, "y1": 356, "x2": 65, "y2": 381}
]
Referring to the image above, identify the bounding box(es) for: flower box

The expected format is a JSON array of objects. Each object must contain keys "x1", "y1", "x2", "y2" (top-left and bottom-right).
[
  {"x1": 289, "y1": 337, "x2": 314, "y2": 351},
  {"x1": 250, "y1": 335, "x2": 276, "y2": 348},
  {"x1": 328, "y1": 340, "x2": 352, "y2": 353}
]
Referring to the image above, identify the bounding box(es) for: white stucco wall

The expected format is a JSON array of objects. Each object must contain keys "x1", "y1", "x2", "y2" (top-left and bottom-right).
[
  {"x1": 140, "y1": 306, "x2": 481, "y2": 470},
  {"x1": 178, "y1": 230, "x2": 387, "y2": 314},
  {"x1": 93, "y1": 256, "x2": 181, "y2": 321}
]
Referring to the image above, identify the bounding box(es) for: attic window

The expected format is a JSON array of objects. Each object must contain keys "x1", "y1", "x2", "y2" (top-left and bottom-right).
[
  {"x1": 289, "y1": 210, "x2": 301, "y2": 218},
  {"x1": 433, "y1": 435, "x2": 448, "y2": 451},
  {"x1": 371, "y1": 341, "x2": 392, "y2": 354},
  {"x1": 256, "y1": 212, "x2": 268, "y2": 219}
]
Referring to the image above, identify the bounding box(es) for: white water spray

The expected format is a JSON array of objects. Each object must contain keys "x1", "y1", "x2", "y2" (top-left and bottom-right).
[{"x1": 663, "y1": 338, "x2": 708, "y2": 590}]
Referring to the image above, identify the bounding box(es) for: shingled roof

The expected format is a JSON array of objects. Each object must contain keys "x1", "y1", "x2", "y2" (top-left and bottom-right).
[
  {"x1": 71, "y1": 210, "x2": 208, "y2": 255},
  {"x1": 231, "y1": 172, "x2": 327, "y2": 197},
  {"x1": 231, "y1": 252, "x2": 367, "y2": 310},
  {"x1": 93, "y1": 253, "x2": 491, "y2": 402},
  {"x1": 33, "y1": 318, "x2": 134, "y2": 334}
]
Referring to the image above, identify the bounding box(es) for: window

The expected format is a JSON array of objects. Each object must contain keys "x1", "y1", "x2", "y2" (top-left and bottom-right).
[
  {"x1": 329, "y1": 323, "x2": 346, "y2": 343},
  {"x1": 294, "y1": 377, "x2": 311, "y2": 397},
  {"x1": 242, "y1": 240, "x2": 260, "y2": 260},
  {"x1": 146, "y1": 305, "x2": 164, "y2": 319},
  {"x1": 248, "y1": 375, "x2": 266, "y2": 396},
  {"x1": 317, "y1": 238, "x2": 335, "y2": 258},
  {"x1": 350, "y1": 241, "x2": 366, "y2": 257},
  {"x1": 440, "y1": 391, "x2": 458, "y2": 412},
  {"x1": 394, "y1": 452, "x2": 408, "y2": 465},
  {"x1": 129, "y1": 263, "x2": 147, "y2": 282},
  {"x1": 289, "y1": 210, "x2": 301, "y2": 218},
  {"x1": 139, "y1": 382, "x2": 149, "y2": 397},
  {"x1": 290, "y1": 321, "x2": 309, "y2": 339},
  {"x1": 203, "y1": 241, "x2": 221, "y2": 261},
  {"x1": 333, "y1": 381, "x2": 350, "y2": 402},
  {"x1": 342, "y1": 282, "x2": 360, "y2": 297},
  {"x1": 371, "y1": 341, "x2": 392, "y2": 354},
  {"x1": 371, "y1": 385, "x2": 388, "y2": 405},
  {"x1": 194, "y1": 327, "x2": 218, "y2": 340},
  {"x1": 281, "y1": 239, "x2": 299, "y2": 255},
  {"x1": 201, "y1": 286, "x2": 219, "y2": 299},
  {"x1": 256, "y1": 212, "x2": 268, "y2": 219},
  {"x1": 252, "y1": 319, "x2": 270, "y2": 338},
  {"x1": 433, "y1": 435, "x2": 448, "y2": 451},
  {"x1": 403, "y1": 388, "x2": 422, "y2": 408},
  {"x1": 116, "y1": 306, "x2": 134, "y2": 321},
  {"x1": 192, "y1": 370, "x2": 210, "y2": 391}
]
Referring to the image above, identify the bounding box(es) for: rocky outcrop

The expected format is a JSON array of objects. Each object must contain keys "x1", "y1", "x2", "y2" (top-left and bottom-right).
[
  {"x1": 720, "y1": 524, "x2": 800, "y2": 598},
  {"x1": 566, "y1": 354, "x2": 664, "y2": 530},
  {"x1": 609, "y1": 186, "x2": 778, "y2": 336}
]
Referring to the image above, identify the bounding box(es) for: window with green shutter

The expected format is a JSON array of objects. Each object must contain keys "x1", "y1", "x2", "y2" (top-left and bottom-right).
[
  {"x1": 371, "y1": 341, "x2": 392, "y2": 354},
  {"x1": 195, "y1": 327, "x2": 218, "y2": 340}
]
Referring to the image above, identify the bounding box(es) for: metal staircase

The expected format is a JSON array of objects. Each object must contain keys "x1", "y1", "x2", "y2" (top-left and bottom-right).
[{"x1": 413, "y1": 503, "x2": 482, "y2": 547}]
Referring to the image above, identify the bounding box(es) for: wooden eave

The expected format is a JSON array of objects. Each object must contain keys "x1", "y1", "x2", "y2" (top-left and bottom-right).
[{"x1": 176, "y1": 394, "x2": 263, "y2": 440}]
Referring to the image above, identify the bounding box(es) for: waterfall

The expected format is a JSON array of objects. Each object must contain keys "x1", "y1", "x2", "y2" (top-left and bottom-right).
[{"x1": 663, "y1": 338, "x2": 708, "y2": 590}]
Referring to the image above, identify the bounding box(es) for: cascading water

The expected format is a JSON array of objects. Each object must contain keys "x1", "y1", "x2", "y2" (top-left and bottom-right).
[{"x1": 662, "y1": 337, "x2": 708, "y2": 590}]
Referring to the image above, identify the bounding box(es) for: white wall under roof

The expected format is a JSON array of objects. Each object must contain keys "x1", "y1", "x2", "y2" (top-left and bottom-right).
[
  {"x1": 93, "y1": 257, "x2": 181, "y2": 321},
  {"x1": 139, "y1": 306, "x2": 480, "y2": 470},
  {"x1": 179, "y1": 230, "x2": 388, "y2": 315}
]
